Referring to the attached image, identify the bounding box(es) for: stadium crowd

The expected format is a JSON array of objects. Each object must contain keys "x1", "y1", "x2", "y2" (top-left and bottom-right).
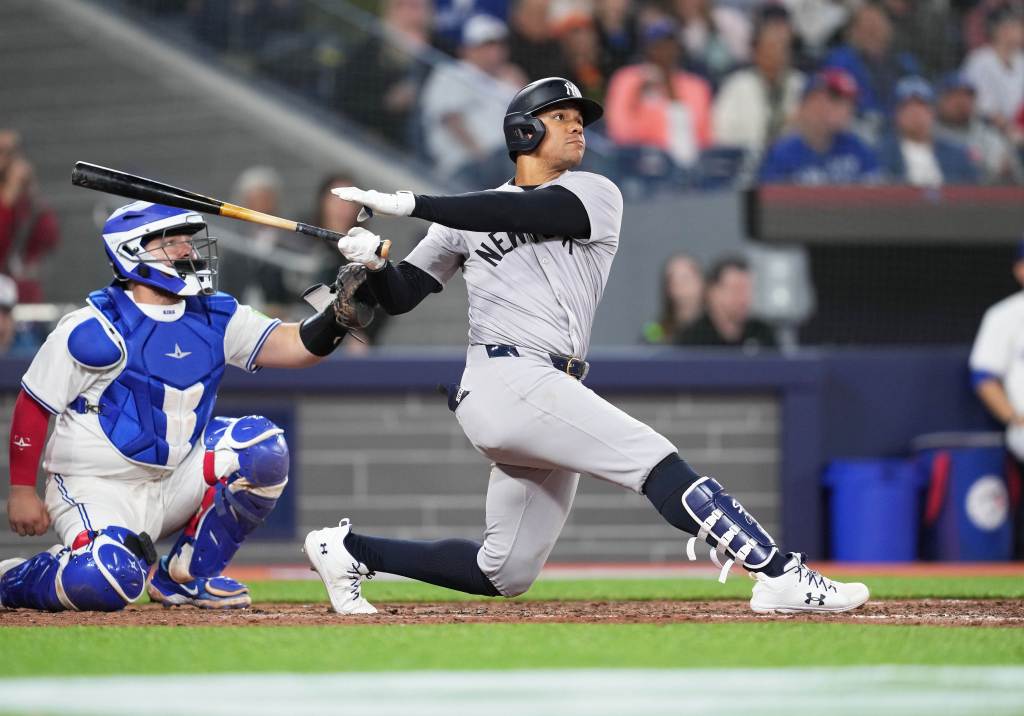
[{"x1": 135, "y1": 0, "x2": 1024, "y2": 189}]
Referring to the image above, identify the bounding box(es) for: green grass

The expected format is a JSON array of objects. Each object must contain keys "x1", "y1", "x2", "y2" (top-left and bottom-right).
[
  {"x1": 249, "y1": 575, "x2": 1024, "y2": 604},
  {"x1": 2, "y1": 575, "x2": 1021, "y2": 678},
  {"x1": 0, "y1": 623, "x2": 1021, "y2": 676}
]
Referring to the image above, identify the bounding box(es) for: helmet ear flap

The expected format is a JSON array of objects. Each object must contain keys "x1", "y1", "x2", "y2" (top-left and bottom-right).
[{"x1": 503, "y1": 114, "x2": 547, "y2": 161}]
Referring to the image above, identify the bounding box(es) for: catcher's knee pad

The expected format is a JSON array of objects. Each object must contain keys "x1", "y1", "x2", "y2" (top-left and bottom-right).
[
  {"x1": 1, "y1": 527, "x2": 155, "y2": 612},
  {"x1": 168, "y1": 415, "x2": 289, "y2": 582},
  {"x1": 682, "y1": 476, "x2": 778, "y2": 582}
]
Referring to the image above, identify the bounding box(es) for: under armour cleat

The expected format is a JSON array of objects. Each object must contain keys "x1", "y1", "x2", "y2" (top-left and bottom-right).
[
  {"x1": 0, "y1": 558, "x2": 27, "y2": 609},
  {"x1": 147, "y1": 556, "x2": 251, "y2": 609},
  {"x1": 749, "y1": 552, "x2": 869, "y2": 614},
  {"x1": 303, "y1": 518, "x2": 377, "y2": 615}
]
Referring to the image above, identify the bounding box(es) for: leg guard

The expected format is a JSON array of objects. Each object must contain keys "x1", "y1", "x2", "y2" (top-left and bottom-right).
[
  {"x1": 682, "y1": 476, "x2": 779, "y2": 583},
  {"x1": 0, "y1": 527, "x2": 155, "y2": 612},
  {"x1": 167, "y1": 415, "x2": 289, "y2": 582}
]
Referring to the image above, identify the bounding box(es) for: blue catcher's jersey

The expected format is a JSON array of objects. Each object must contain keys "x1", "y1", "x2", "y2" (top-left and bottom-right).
[{"x1": 85, "y1": 286, "x2": 236, "y2": 467}]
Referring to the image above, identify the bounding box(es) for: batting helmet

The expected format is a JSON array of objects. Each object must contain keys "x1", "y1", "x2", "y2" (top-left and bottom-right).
[{"x1": 503, "y1": 77, "x2": 604, "y2": 161}]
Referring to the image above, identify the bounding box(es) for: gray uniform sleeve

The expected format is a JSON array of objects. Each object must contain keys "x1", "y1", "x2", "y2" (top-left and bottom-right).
[
  {"x1": 404, "y1": 222, "x2": 468, "y2": 287},
  {"x1": 551, "y1": 172, "x2": 624, "y2": 246}
]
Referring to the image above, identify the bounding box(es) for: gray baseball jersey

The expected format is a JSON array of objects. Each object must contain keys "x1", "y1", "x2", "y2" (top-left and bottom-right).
[
  {"x1": 405, "y1": 171, "x2": 622, "y2": 358},
  {"x1": 402, "y1": 170, "x2": 676, "y2": 596}
]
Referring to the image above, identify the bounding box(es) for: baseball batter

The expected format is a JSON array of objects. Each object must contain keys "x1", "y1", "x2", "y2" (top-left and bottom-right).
[
  {"x1": 0, "y1": 201, "x2": 373, "y2": 611},
  {"x1": 306, "y1": 77, "x2": 869, "y2": 615}
]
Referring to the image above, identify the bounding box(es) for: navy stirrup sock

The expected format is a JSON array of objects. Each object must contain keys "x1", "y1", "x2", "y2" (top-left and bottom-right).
[
  {"x1": 343, "y1": 533, "x2": 501, "y2": 597},
  {"x1": 642, "y1": 453, "x2": 788, "y2": 577}
]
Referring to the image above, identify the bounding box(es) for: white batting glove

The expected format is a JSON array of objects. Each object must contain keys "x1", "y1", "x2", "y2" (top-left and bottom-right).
[
  {"x1": 331, "y1": 186, "x2": 416, "y2": 222},
  {"x1": 337, "y1": 226, "x2": 387, "y2": 270}
]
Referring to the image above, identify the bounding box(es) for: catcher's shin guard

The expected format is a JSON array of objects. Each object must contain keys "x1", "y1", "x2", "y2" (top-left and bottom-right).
[
  {"x1": 0, "y1": 527, "x2": 155, "y2": 612},
  {"x1": 682, "y1": 476, "x2": 779, "y2": 582},
  {"x1": 167, "y1": 416, "x2": 289, "y2": 582}
]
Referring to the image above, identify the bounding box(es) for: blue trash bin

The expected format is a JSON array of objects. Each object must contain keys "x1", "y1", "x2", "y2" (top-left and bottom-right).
[
  {"x1": 913, "y1": 432, "x2": 1014, "y2": 561},
  {"x1": 823, "y1": 458, "x2": 923, "y2": 561}
]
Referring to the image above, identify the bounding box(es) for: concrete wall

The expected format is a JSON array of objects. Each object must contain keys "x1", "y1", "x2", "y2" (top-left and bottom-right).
[{"x1": 0, "y1": 390, "x2": 781, "y2": 565}]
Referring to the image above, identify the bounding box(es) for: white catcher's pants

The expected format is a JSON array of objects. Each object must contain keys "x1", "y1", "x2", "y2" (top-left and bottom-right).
[
  {"x1": 455, "y1": 345, "x2": 675, "y2": 595},
  {"x1": 44, "y1": 440, "x2": 208, "y2": 546}
]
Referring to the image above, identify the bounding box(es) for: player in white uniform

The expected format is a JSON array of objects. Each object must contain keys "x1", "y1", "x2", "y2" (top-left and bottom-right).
[
  {"x1": 1, "y1": 201, "x2": 373, "y2": 611},
  {"x1": 305, "y1": 78, "x2": 870, "y2": 615},
  {"x1": 969, "y1": 239, "x2": 1024, "y2": 555}
]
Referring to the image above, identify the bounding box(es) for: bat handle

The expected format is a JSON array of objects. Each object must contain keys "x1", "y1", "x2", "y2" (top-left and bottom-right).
[
  {"x1": 296, "y1": 223, "x2": 391, "y2": 260},
  {"x1": 296, "y1": 222, "x2": 344, "y2": 244}
]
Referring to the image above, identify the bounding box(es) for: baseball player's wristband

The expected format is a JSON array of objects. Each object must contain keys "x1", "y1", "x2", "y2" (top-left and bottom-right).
[{"x1": 299, "y1": 307, "x2": 348, "y2": 357}]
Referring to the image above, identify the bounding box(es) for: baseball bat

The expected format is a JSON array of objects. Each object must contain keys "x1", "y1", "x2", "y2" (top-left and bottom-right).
[{"x1": 71, "y1": 161, "x2": 390, "y2": 259}]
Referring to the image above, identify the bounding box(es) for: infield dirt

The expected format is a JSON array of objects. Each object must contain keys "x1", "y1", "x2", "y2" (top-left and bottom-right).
[{"x1": 2, "y1": 599, "x2": 1022, "y2": 627}]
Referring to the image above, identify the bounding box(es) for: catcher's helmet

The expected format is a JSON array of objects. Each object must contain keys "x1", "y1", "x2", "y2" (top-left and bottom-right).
[
  {"x1": 503, "y1": 77, "x2": 603, "y2": 161},
  {"x1": 103, "y1": 201, "x2": 218, "y2": 296}
]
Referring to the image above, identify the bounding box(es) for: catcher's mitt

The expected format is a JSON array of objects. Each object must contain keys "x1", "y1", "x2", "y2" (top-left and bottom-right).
[{"x1": 331, "y1": 262, "x2": 377, "y2": 329}]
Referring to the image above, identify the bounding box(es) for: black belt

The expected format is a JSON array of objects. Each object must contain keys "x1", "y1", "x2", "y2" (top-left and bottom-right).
[{"x1": 484, "y1": 344, "x2": 589, "y2": 380}]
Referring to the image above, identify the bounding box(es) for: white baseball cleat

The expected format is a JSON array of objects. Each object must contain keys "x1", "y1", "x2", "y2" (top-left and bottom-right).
[
  {"x1": 750, "y1": 552, "x2": 869, "y2": 614},
  {"x1": 303, "y1": 518, "x2": 377, "y2": 615}
]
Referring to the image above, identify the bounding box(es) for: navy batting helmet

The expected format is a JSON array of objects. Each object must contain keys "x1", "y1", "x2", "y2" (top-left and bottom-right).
[{"x1": 503, "y1": 77, "x2": 604, "y2": 161}]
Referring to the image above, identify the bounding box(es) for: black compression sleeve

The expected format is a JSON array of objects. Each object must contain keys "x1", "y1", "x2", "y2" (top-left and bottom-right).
[
  {"x1": 412, "y1": 185, "x2": 591, "y2": 238},
  {"x1": 366, "y1": 260, "x2": 442, "y2": 315}
]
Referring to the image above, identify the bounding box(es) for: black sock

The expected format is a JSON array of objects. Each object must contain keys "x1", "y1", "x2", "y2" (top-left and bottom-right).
[
  {"x1": 642, "y1": 453, "x2": 790, "y2": 577},
  {"x1": 343, "y1": 532, "x2": 501, "y2": 597}
]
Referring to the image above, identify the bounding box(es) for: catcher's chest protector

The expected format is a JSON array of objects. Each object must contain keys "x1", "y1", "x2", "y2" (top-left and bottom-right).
[{"x1": 83, "y1": 286, "x2": 235, "y2": 467}]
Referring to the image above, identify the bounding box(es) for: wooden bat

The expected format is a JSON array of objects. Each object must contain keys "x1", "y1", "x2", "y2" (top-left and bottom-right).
[{"x1": 71, "y1": 161, "x2": 390, "y2": 259}]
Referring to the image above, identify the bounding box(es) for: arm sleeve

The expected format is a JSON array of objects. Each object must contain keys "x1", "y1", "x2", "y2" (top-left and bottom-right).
[
  {"x1": 551, "y1": 172, "x2": 623, "y2": 246},
  {"x1": 366, "y1": 260, "x2": 442, "y2": 315},
  {"x1": 9, "y1": 390, "x2": 50, "y2": 487},
  {"x1": 412, "y1": 185, "x2": 591, "y2": 238},
  {"x1": 224, "y1": 304, "x2": 282, "y2": 372}
]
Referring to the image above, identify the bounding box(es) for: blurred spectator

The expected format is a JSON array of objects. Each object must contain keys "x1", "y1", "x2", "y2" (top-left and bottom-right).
[
  {"x1": 220, "y1": 166, "x2": 302, "y2": 317},
  {"x1": 961, "y1": 8, "x2": 1024, "y2": 135},
  {"x1": 878, "y1": 76, "x2": 978, "y2": 186},
  {"x1": 0, "y1": 274, "x2": 17, "y2": 356},
  {"x1": 712, "y1": 6, "x2": 805, "y2": 155},
  {"x1": 642, "y1": 252, "x2": 704, "y2": 344},
  {"x1": 962, "y1": 0, "x2": 1024, "y2": 53},
  {"x1": 672, "y1": 0, "x2": 750, "y2": 83},
  {"x1": 593, "y1": 0, "x2": 639, "y2": 78},
  {"x1": 421, "y1": 15, "x2": 523, "y2": 182},
  {"x1": 0, "y1": 130, "x2": 60, "y2": 303},
  {"x1": 935, "y1": 72, "x2": 1024, "y2": 184},
  {"x1": 552, "y1": 11, "x2": 607, "y2": 101},
  {"x1": 676, "y1": 256, "x2": 776, "y2": 349},
  {"x1": 822, "y1": 2, "x2": 920, "y2": 131},
  {"x1": 881, "y1": 0, "x2": 960, "y2": 77},
  {"x1": 335, "y1": 0, "x2": 434, "y2": 147},
  {"x1": 507, "y1": 0, "x2": 571, "y2": 80},
  {"x1": 968, "y1": 236, "x2": 1024, "y2": 556},
  {"x1": 604, "y1": 21, "x2": 713, "y2": 167},
  {"x1": 758, "y1": 69, "x2": 881, "y2": 184},
  {"x1": 779, "y1": 0, "x2": 850, "y2": 61},
  {"x1": 312, "y1": 173, "x2": 389, "y2": 352},
  {"x1": 434, "y1": 0, "x2": 509, "y2": 52}
]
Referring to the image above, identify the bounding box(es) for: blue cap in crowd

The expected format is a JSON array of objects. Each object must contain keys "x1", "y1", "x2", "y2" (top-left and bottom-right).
[
  {"x1": 1016, "y1": 237, "x2": 1024, "y2": 262},
  {"x1": 938, "y1": 71, "x2": 976, "y2": 95},
  {"x1": 895, "y1": 76, "x2": 935, "y2": 105},
  {"x1": 642, "y1": 19, "x2": 678, "y2": 46}
]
